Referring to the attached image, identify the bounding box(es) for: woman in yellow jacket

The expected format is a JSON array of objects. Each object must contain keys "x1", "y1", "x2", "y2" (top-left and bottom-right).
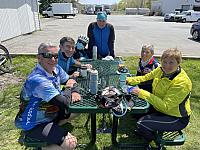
[{"x1": 127, "y1": 49, "x2": 192, "y2": 149}]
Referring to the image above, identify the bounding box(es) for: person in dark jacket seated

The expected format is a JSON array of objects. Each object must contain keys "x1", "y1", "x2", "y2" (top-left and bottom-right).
[{"x1": 136, "y1": 44, "x2": 160, "y2": 93}]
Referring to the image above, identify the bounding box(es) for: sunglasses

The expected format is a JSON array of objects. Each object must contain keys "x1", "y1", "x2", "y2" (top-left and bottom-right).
[
  {"x1": 39, "y1": 53, "x2": 58, "y2": 59},
  {"x1": 97, "y1": 20, "x2": 106, "y2": 23}
]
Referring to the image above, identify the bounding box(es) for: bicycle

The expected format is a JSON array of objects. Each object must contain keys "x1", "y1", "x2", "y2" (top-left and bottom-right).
[{"x1": 0, "y1": 44, "x2": 12, "y2": 73}]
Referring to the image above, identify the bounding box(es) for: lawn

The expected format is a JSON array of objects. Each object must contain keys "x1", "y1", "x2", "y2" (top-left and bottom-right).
[{"x1": 0, "y1": 56, "x2": 199, "y2": 150}]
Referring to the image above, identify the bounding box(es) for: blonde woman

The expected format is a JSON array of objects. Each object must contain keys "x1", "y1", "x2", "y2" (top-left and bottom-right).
[{"x1": 127, "y1": 49, "x2": 192, "y2": 149}]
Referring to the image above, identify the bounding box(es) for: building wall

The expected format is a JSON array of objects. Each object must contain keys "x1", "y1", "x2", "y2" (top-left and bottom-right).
[
  {"x1": 32, "y1": 0, "x2": 40, "y2": 30},
  {"x1": 161, "y1": 0, "x2": 181, "y2": 14},
  {"x1": 0, "y1": 0, "x2": 40, "y2": 42},
  {"x1": 152, "y1": 0, "x2": 200, "y2": 15}
]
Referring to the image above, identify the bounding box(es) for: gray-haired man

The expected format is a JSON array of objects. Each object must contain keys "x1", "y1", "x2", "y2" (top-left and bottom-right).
[{"x1": 15, "y1": 43, "x2": 80, "y2": 150}]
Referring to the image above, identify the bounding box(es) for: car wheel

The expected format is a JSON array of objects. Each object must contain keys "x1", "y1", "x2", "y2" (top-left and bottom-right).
[
  {"x1": 169, "y1": 17, "x2": 174, "y2": 22},
  {"x1": 182, "y1": 19, "x2": 186, "y2": 23},
  {"x1": 192, "y1": 30, "x2": 200, "y2": 40},
  {"x1": 44, "y1": 14, "x2": 49, "y2": 18}
]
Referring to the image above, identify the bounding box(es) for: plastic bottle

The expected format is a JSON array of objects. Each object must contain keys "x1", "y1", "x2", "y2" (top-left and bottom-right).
[
  {"x1": 89, "y1": 69, "x2": 98, "y2": 95},
  {"x1": 80, "y1": 66, "x2": 87, "y2": 77},
  {"x1": 93, "y1": 46, "x2": 97, "y2": 60},
  {"x1": 120, "y1": 72, "x2": 127, "y2": 88}
]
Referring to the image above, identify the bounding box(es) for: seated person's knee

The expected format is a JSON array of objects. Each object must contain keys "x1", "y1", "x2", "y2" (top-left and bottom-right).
[{"x1": 61, "y1": 132, "x2": 77, "y2": 150}]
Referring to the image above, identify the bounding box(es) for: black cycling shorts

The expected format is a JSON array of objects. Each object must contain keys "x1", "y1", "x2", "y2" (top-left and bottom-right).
[{"x1": 25, "y1": 122, "x2": 68, "y2": 145}]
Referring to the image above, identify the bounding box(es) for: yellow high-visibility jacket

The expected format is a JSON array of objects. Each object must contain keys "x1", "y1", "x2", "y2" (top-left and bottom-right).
[{"x1": 127, "y1": 67, "x2": 192, "y2": 117}]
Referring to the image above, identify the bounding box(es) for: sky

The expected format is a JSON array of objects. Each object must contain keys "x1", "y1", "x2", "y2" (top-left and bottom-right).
[{"x1": 79, "y1": 0, "x2": 119, "y2": 5}]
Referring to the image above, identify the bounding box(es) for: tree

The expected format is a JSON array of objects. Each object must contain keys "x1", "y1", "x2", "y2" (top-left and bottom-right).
[
  {"x1": 111, "y1": 3, "x2": 118, "y2": 11},
  {"x1": 145, "y1": 0, "x2": 152, "y2": 9},
  {"x1": 118, "y1": 0, "x2": 145, "y2": 10},
  {"x1": 117, "y1": 0, "x2": 153, "y2": 10}
]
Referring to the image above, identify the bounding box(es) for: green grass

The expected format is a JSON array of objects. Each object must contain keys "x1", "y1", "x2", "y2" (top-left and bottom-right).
[{"x1": 0, "y1": 56, "x2": 200, "y2": 150}]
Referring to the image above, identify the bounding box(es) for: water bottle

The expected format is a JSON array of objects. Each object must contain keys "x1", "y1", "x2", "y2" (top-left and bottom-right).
[
  {"x1": 119, "y1": 72, "x2": 127, "y2": 88},
  {"x1": 89, "y1": 69, "x2": 98, "y2": 95},
  {"x1": 80, "y1": 66, "x2": 87, "y2": 77},
  {"x1": 93, "y1": 46, "x2": 97, "y2": 60}
]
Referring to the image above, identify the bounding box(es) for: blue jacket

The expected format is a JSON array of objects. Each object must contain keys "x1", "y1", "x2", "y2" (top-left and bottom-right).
[
  {"x1": 87, "y1": 22, "x2": 115, "y2": 59},
  {"x1": 58, "y1": 50, "x2": 76, "y2": 74},
  {"x1": 15, "y1": 64, "x2": 69, "y2": 130}
]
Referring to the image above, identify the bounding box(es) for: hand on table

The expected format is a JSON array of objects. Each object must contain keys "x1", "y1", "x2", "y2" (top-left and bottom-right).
[
  {"x1": 82, "y1": 64, "x2": 92, "y2": 69},
  {"x1": 131, "y1": 87, "x2": 141, "y2": 96},
  {"x1": 71, "y1": 92, "x2": 81, "y2": 103},
  {"x1": 66, "y1": 79, "x2": 77, "y2": 88},
  {"x1": 70, "y1": 71, "x2": 80, "y2": 78}
]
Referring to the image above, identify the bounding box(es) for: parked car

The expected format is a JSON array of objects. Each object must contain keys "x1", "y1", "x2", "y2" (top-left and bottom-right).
[
  {"x1": 105, "y1": 8, "x2": 111, "y2": 15},
  {"x1": 86, "y1": 7, "x2": 94, "y2": 15},
  {"x1": 174, "y1": 11, "x2": 189, "y2": 22},
  {"x1": 190, "y1": 21, "x2": 200, "y2": 40},
  {"x1": 164, "y1": 11, "x2": 180, "y2": 22},
  {"x1": 175, "y1": 10, "x2": 200, "y2": 23}
]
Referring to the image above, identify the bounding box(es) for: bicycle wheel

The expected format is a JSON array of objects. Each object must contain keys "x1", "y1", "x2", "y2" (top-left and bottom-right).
[{"x1": 0, "y1": 44, "x2": 12, "y2": 73}]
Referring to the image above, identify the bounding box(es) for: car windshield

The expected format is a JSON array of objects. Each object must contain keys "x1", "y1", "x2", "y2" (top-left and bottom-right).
[
  {"x1": 180, "y1": 11, "x2": 188, "y2": 15},
  {"x1": 171, "y1": 11, "x2": 179, "y2": 14}
]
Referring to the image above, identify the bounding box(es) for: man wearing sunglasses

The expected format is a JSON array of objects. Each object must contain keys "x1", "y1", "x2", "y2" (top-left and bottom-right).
[
  {"x1": 15, "y1": 43, "x2": 80, "y2": 150},
  {"x1": 58, "y1": 36, "x2": 92, "y2": 77},
  {"x1": 87, "y1": 11, "x2": 115, "y2": 59}
]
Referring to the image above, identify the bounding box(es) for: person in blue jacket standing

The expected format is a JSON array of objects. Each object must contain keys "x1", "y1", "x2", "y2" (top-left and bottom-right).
[{"x1": 87, "y1": 12, "x2": 115, "y2": 59}]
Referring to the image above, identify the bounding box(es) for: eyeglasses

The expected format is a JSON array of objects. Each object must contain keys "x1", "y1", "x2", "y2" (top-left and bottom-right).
[
  {"x1": 97, "y1": 20, "x2": 106, "y2": 23},
  {"x1": 39, "y1": 53, "x2": 58, "y2": 59}
]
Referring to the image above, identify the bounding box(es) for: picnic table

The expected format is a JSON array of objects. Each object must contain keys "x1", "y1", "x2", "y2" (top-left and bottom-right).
[{"x1": 68, "y1": 59, "x2": 150, "y2": 145}]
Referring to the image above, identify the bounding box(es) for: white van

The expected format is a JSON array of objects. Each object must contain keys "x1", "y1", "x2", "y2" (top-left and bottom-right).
[
  {"x1": 175, "y1": 10, "x2": 200, "y2": 23},
  {"x1": 42, "y1": 3, "x2": 75, "y2": 18}
]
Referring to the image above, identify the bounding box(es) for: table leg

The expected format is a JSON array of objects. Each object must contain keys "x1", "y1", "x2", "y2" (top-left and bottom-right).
[
  {"x1": 112, "y1": 115, "x2": 119, "y2": 145},
  {"x1": 90, "y1": 113, "x2": 96, "y2": 144}
]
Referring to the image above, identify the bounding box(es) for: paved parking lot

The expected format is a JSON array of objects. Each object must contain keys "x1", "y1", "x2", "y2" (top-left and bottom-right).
[{"x1": 2, "y1": 14, "x2": 200, "y2": 57}]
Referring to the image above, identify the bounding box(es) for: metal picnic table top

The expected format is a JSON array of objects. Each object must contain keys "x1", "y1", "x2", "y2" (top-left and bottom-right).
[{"x1": 68, "y1": 59, "x2": 150, "y2": 146}]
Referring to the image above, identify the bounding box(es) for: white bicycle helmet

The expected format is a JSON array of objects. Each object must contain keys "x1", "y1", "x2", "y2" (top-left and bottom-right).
[{"x1": 78, "y1": 35, "x2": 89, "y2": 44}]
